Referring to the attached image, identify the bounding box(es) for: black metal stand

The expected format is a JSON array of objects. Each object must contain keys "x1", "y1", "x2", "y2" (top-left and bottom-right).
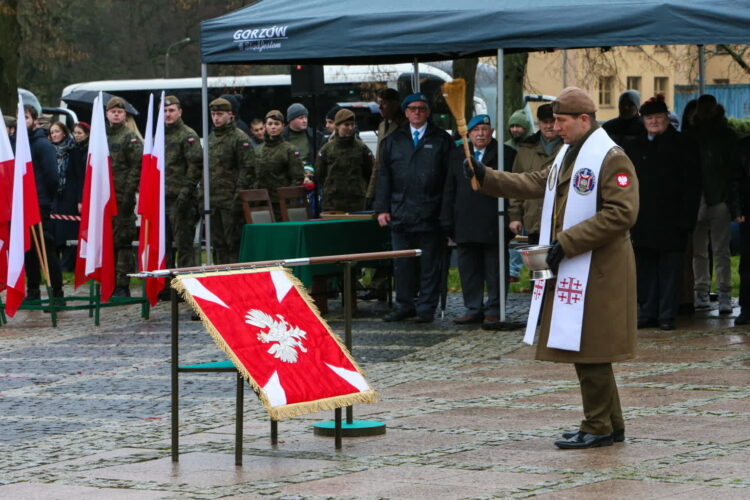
[{"x1": 313, "y1": 261, "x2": 386, "y2": 441}]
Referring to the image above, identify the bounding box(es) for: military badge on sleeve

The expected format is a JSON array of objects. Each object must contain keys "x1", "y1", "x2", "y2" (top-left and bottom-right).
[
  {"x1": 572, "y1": 168, "x2": 596, "y2": 196},
  {"x1": 616, "y1": 173, "x2": 630, "y2": 187}
]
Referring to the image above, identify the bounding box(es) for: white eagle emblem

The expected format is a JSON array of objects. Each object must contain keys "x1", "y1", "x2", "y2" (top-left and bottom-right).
[{"x1": 245, "y1": 309, "x2": 308, "y2": 363}]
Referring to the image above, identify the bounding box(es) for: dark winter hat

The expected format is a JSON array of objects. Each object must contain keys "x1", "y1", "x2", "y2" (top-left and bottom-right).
[
  {"x1": 619, "y1": 90, "x2": 641, "y2": 108},
  {"x1": 401, "y1": 93, "x2": 429, "y2": 111},
  {"x1": 639, "y1": 97, "x2": 668, "y2": 116},
  {"x1": 209, "y1": 98, "x2": 232, "y2": 112},
  {"x1": 265, "y1": 109, "x2": 285, "y2": 123},
  {"x1": 377, "y1": 88, "x2": 400, "y2": 102},
  {"x1": 552, "y1": 87, "x2": 597, "y2": 115},
  {"x1": 106, "y1": 96, "x2": 127, "y2": 111},
  {"x1": 537, "y1": 103, "x2": 554, "y2": 121},
  {"x1": 286, "y1": 102, "x2": 309, "y2": 122},
  {"x1": 467, "y1": 114, "x2": 491, "y2": 132},
  {"x1": 4, "y1": 115, "x2": 16, "y2": 129},
  {"x1": 334, "y1": 108, "x2": 355, "y2": 126},
  {"x1": 164, "y1": 95, "x2": 181, "y2": 107},
  {"x1": 326, "y1": 105, "x2": 343, "y2": 121},
  {"x1": 220, "y1": 94, "x2": 241, "y2": 115}
]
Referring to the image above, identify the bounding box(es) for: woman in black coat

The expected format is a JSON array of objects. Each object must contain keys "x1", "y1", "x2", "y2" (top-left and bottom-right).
[
  {"x1": 625, "y1": 98, "x2": 700, "y2": 330},
  {"x1": 52, "y1": 122, "x2": 89, "y2": 271}
]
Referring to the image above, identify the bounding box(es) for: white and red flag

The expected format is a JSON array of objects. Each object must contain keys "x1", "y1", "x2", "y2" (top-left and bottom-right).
[
  {"x1": 75, "y1": 93, "x2": 117, "y2": 302},
  {"x1": 137, "y1": 93, "x2": 166, "y2": 305},
  {"x1": 0, "y1": 107, "x2": 16, "y2": 294},
  {"x1": 173, "y1": 267, "x2": 378, "y2": 419},
  {"x1": 5, "y1": 96, "x2": 41, "y2": 316}
]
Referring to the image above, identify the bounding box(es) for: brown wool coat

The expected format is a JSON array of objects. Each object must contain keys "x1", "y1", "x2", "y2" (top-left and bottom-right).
[
  {"x1": 481, "y1": 134, "x2": 639, "y2": 363},
  {"x1": 508, "y1": 135, "x2": 562, "y2": 235}
]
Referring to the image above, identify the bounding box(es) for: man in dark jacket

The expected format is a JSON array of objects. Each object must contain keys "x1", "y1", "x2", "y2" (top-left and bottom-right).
[
  {"x1": 603, "y1": 90, "x2": 644, "y2": 147},
  {"x1": 440, "y1": 115, "x2": 516, "y2": 325},
  {"x1": 374, "y1": 93, "x2": 452, "y2": 323},
  {"x1": 23, "y1": 105, "x2": 64, "y2": 302},
  {"x1": 736, "y1": 134, "x2": 750, "y2": 325},
  {"x1": 690, "y1": 95, "x2": 742, "y2": 314},
  {"x1": 624, "y1": 98, "x2": 701, "y2": 330}
]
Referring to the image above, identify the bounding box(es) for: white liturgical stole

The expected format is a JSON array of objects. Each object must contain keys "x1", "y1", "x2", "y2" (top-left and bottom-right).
[{"x1": 523, "y1": 127, "x2": 616, "y2": 351}]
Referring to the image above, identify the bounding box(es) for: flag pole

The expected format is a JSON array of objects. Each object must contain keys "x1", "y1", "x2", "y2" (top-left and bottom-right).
[
  {"x1": 143, "y1": 219, "x2": 150, "y2": 271},
  {"x1": 30, "y1": 223, "x2": 50, "y2": 285}
]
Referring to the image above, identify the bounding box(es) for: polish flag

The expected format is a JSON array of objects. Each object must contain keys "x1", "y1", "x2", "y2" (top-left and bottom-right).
[
  {"x1": 137, "y1": 92, "x2": 166, "y2": 305},
  {"x1": 5, "y1": 96, "x2": 41, "y2": 316},
  {"x1": 75, "y1": 93, "x2": 117, "y2": 302},
  {"x1": 0, "y1": 108, "x2": 15, "y2": 293}
]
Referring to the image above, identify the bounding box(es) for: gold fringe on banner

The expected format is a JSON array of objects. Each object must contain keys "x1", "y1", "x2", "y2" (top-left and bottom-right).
[{"x1": 171, "y1": 266, "x2": 378, "y2": 420}]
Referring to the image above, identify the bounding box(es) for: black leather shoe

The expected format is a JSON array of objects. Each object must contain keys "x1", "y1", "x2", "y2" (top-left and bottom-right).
[
  {"x1": 112, "y1": 286, "x2": 131, "y2": 298},
  {"x1": 637, "y1": 318, "x2": 657, "y2": 329},
  {"x1": 382, "y1": 310, "x2": 415, "y2": 322},
  {"x1": 453, "y1": 313, "x2": 483, "y2": 325},
  {"x1": 24, "y1": 290, "x2": 41, "y2": 302},
  {"x1": 562, "y1": 428, "x2": 624, "y2": 442},
  {"x1": 735, "y1": 311, "x2": 748, "y2": 326},
  {"x1": 555, "y1": 432, "x2": 613, "y2": 449},
  {"x1": 415, "y1": 312, "x2": 434, "y2": 323},
  {"x1": 659, "y1": 320, "x2": 675, "y2": 331}
]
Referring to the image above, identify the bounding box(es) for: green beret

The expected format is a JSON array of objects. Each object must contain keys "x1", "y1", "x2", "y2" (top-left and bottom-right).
[
  {"x1": 265, "y1": 109, "x2": 284, "y2": 123},
  {"x1": 106, "y1": 96, "x2": 126, "y2": 111},
  {"x1": 164, "y1": 95, "x2": 180, "y2": 107},
  {"x1": 209, "y1": 98, "x2": 232, "y2": 112},
  {"x1": 334, "y1": 108, "x2": 355, "y2": 126}
]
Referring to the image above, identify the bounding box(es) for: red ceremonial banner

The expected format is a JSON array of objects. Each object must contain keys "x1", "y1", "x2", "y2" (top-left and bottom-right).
[{"x1": 172, "y1": 267, "x2": 377, "y2": 419}]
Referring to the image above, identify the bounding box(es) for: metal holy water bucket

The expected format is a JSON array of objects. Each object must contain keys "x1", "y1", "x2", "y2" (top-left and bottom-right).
[{"x1": 518, "y1": 244, "x2": 555, "y2": 281}]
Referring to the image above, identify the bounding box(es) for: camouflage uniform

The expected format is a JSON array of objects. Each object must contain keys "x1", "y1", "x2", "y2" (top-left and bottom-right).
[
  {"x1": 107, "y1": 121, "x2": 143, "y2": 288},
  {"x1": 208, "y1": 120, "x2": 254, "y2": 264},
  {"x1": 254, "y1": 134, "x2": 305, "y2": 218},
  {"x1": 316, "y1": 134, "x2": 373, "y2": 212},
  {"x1": 165, "y1": 118, "x2": 203, "y2": 268}
]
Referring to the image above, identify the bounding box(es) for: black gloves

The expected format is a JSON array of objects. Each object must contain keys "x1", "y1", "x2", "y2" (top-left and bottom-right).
[
  {"x1": 546, "y1": 240, "x2": 566, "y2": 273},
  {"x1": 463, "y1": 158, "x2": 486, "y2": 184}
]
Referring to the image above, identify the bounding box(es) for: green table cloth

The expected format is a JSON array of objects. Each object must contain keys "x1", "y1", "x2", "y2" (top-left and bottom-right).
[{"x1": 239, "y1": 219, "x2": 390, "y2": 286}]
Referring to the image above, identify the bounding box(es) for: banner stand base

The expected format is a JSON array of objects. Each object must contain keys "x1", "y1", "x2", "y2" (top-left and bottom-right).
[{"x1": 313, "y1": 420, "x2": 386, "y2": 437}]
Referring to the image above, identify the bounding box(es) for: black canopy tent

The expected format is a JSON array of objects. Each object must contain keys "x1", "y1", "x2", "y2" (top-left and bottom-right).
[{"x1": 199, "y1": 0, "x2": 750, "y2": 320}]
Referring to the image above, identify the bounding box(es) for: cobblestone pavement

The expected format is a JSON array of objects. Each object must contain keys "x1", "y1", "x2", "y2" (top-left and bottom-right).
[{"x1": 0, "y1": 290, "x2": 748, "y2": 499}]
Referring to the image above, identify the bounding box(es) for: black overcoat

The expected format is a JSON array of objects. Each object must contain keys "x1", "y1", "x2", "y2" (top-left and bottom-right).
[
  {"x1": 439, "y1": 138, "x2": 516, "y2": 244},
  {"x1": 625, "y1": 125, "x2": 700, "y2": 251}
]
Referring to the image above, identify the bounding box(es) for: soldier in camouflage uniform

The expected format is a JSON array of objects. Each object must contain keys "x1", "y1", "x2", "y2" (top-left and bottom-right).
[
  {"x1": 316, "y1": 109, "x2": 373, "y2": 212},
  {"x1": 254, "y1": 109, "x2": 305, "y2": 219},
  {"x1": 164, "y1": 95, "x2": 202, "y2": 268},
  {"x1": 207, "y1": 98, "x2": 254, "y2": 264},
  {"x1": 106, "y1": 97, "x2": 143, "y2": 297}
]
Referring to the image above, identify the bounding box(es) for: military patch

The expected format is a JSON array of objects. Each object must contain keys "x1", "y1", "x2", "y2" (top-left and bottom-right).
[
  {"x1": 242, "y1": 142, "x2": 250, "y2": 148},
  {"x1": 294, "y1": 151, "x2": 300, "y2": 157},
  {"x1": 187, "y1": 137, "x2": 196, "y2": 143},
  {"x1": 130, "y1": 138, "x2": 138, "y2": 144},
  {"x1": 616, "y1": 173, "x2": 630, "y2": 187},
  {"x1": 572, "y1": 168, "x2": 596, "y2": 195}
]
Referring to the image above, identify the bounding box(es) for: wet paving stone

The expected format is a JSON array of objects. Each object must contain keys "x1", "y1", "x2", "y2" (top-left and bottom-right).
[{"x1": 0, "y1": 292, "x2": 748, "y2": 498}]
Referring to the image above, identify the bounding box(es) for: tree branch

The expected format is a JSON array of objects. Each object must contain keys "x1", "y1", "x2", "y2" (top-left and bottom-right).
[{"x1": 717, "y1": 44, "x2": 750, "y2": 75}]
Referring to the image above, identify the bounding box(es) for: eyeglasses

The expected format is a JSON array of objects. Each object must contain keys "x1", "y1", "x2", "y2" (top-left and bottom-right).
[{"x1": 406, "y1": 105, "x2": 428, "y2": 112}]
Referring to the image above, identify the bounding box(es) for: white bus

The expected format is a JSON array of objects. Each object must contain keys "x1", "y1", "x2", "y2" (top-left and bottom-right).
[{"x1": 60, "y1": 64, "x2": 488, "y2": 152}]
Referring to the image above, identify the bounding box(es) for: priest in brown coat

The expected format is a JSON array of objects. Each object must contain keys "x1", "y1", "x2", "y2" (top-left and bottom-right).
[{"x1": 466, "y1": 87, "x2": 639, "y2": 450}]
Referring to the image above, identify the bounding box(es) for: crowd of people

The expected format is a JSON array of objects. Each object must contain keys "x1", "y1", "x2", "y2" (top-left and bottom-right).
[{"x1": 4, "y1": 86, "x2": 750, "y2": 331}]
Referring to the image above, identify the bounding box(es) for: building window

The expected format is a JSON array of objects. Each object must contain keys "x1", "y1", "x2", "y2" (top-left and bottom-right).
[
  {"x1": 654, "y1": 77, "x2": 669, "y2": 99},
  {"x1": 626, "y1": 76, "x2": 641, "y2": 92},
  {"x1": 599, "y1": 76, "x2": 614, "y2": 106},
  {"x1": 655, "y1": 45, "x2": 669, "y2": 52},
  {"x1": 714, "y1": 78, "x2": 729, "y2": 85}
]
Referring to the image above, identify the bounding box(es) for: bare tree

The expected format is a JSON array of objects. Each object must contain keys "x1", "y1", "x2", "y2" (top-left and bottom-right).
[{"x1": 0, "y1": 0, "x2": 20, "y2": 113}]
